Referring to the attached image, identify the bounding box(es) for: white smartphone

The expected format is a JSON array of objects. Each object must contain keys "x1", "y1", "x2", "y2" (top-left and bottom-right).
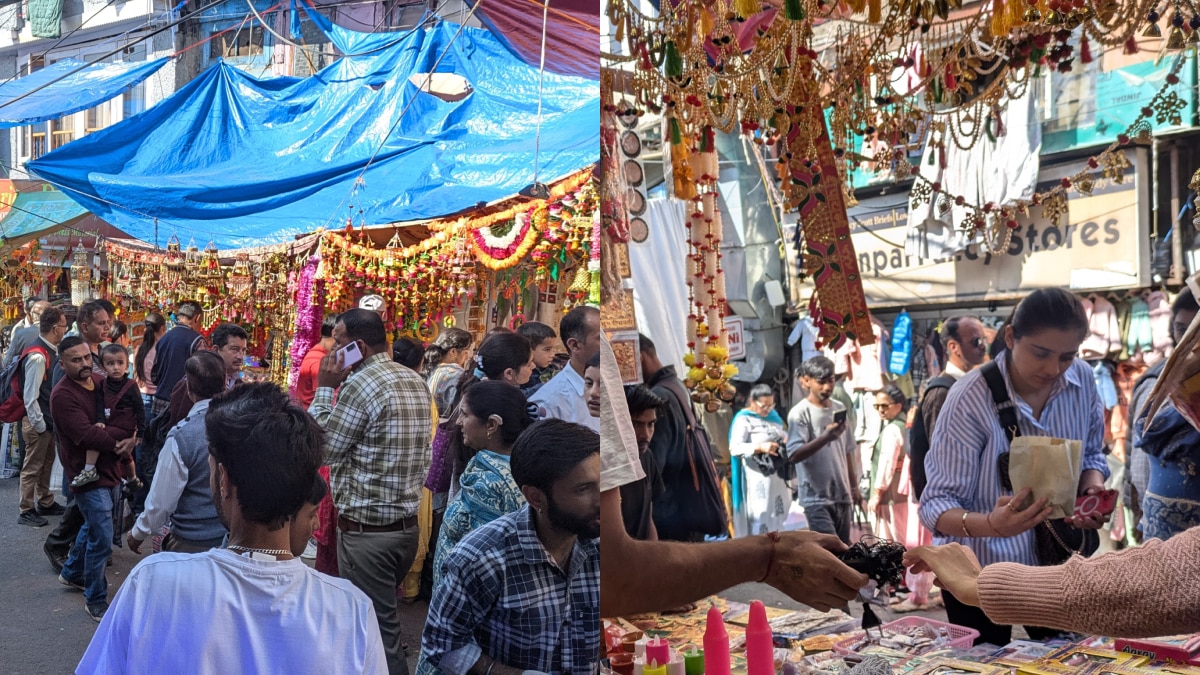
[{"x1": 336, "y1": 341, "x2": 364, "y2": 370}]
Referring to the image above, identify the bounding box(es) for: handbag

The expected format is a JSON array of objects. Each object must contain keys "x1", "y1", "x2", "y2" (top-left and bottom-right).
[
  {"x1": 657, "y1": 377, "x2": 729, "y2": 537},
  {"x1": 980, "y1": 362, "x2": 1099, "y2": 566}
]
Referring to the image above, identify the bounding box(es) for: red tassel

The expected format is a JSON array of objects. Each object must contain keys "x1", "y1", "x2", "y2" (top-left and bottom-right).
[
  {"x1": 1124, "y1": 35, "x2": 1139, "y2": 54},
  {"x1": 1080, "y1": 35, "x2": 1093, "y2": 63},
  {"x1": 944, "y1": 63, "x2": 958, "y2": 90}
]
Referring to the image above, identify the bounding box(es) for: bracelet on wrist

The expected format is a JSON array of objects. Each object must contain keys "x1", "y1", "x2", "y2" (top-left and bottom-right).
[
  {"x1": 760, "y1": 531, "x2": 781, "y2": 582},
  {"x1": 961, "y1": 511, "x2": 973, "y2": 538}
]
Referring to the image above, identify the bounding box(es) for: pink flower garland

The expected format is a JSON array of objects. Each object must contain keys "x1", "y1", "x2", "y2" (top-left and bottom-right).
[{"x1": 288, "y1": 255, "x2": 323, "y2": 398}]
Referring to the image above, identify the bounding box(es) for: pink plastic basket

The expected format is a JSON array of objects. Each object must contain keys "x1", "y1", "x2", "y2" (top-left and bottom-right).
[{"x1": 831, "y1": 616, "x2": 981, "y2": 655}]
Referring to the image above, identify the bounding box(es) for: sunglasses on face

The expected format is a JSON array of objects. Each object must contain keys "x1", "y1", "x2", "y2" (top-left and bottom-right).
[
  {"x1": 955, "y1": 337, "x2": 986, "y2": 350},
  {"x1": 873, "y1": 403, "x2": 895, "y2": 410}
]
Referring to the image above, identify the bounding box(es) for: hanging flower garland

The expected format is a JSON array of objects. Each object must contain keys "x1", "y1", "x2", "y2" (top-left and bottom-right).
[
  {"x1": 471, "y1": 211, "x2": 542, "y2": 270},
  {"x1": 681, "y1": 128, "x2": 738, "y2": 411},
  {"x1": 288, "y1": 256, "x2": 322, "y2": 397}
]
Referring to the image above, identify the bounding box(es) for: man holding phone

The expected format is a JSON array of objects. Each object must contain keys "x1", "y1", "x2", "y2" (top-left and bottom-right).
[
  {"x1": 308, "y1": 309, "x2": 432, "y2": 675},
  {"x1": 786, "y1": 356, "x2": 862, "y2": 545}
]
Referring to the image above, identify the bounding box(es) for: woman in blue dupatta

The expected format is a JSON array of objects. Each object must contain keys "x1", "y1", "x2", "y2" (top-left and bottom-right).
[
  {"x1": 729, "y1": 384, "x2": 792, "y2": 537},
  {"x1": 416, "y1": 380, "x2": 537, "y2": 675},
  {"x1": 429, "y1": 380, "x2": 536, "y2": 587}
]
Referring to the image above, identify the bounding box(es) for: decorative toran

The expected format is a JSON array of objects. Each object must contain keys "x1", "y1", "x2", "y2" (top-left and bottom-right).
[
  {"x1": 607, "y1": 0, "x2": 1190, "y2": 349},
  {"x1": 316, "y1": 170, "x2": 598, "y2": 339}
]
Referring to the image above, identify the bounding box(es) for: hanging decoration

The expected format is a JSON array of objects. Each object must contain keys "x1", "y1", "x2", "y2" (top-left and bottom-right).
[{"x1": 680, "y1": 131, "x2": 738, "y2": 408}]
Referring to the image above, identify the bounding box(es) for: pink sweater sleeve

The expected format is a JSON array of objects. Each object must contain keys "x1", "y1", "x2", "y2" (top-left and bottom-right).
[{"x1": 978, "y1": 527, "x2": 1200, "y2": 638}]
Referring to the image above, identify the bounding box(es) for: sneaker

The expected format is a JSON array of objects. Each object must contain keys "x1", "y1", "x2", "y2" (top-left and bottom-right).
[
  {"x1": 301, "y1": 538, "x2": 318, "y2": 560},
  {"x1": 18, "y1": 510, "x2": 48, "y2": 527},
  {"x1": 85, "y1": 601, "x2": 108, "y2": 623},
  {"x1": 58, "y1": 574, "x2": 85, "y2": 592},
  {"x1": 36, "y1": 502, "x2": 66, "y2": 516},
  {"x1": 70, "y1": 469, "x2": 99, "y2": 488},
  {"x1": 44, "y1": 544, "x2": 66, "y2": 573}
]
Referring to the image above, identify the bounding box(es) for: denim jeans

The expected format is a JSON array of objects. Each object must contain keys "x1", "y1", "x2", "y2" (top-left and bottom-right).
[{"x1": 61, "y1": 486, "x2": 114, "y2": 605}]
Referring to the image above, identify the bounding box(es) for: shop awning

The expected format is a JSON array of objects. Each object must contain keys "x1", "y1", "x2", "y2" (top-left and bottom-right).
[
  {"x1": 28, "y1": 15, "x2": 599, "y2": 249},
  {"x1": 0, "y1": 58, "x2": 168, "y2": 129},
  {"x1": 0, "y1": 180, "x2": 90, "y2": 249},
  {"x1": 466, "y1": 0, "x2": 600, "y2": 80}
]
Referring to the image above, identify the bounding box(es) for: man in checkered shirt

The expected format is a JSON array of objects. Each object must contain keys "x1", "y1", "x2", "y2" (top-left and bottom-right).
[
  {"x1": 309, "y1": 308, "x2": 432, "y2": 675},
  {"x1": 420, "y1": 419, "x2": 600, "y2": 675}
]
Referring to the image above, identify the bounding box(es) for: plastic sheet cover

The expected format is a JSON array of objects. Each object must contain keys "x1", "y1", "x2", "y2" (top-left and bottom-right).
[
  {"x1": 0, "y1": 58, "x2": 168, "y2": 129},
  {"x1": 29, "y1": 19, "x2": 599, "y2": 248}
]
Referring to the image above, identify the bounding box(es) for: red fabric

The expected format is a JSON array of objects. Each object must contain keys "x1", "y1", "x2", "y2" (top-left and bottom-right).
[
  {"x1": 468, "y1": 0, "x2": 599, "y2": 80},
  {"x1": 314, "y1": 465, "x2": 339, "y2": 576},
  {"x1": 50, "y1": 373, "x2": 130, "y2": 491},
  {"x1": 294, "y1": 343, "x2": 328, "y2": 409}
]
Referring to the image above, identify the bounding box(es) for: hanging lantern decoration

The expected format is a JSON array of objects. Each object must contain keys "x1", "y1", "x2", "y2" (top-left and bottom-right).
[
  {"x1": 227, "y1": 252, "x2": 254, "y2": 299},
  {"x1": 70, "y1": 247, "x2": 93, "y2": 306}
]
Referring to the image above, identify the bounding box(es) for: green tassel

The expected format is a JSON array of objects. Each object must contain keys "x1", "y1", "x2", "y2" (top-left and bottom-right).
[
  {"x1": 665, "y1": 40, "x2": 682, "y2": 79},
  {"x1": 670, "y1": 117, "x2": 682, "y2": 145},
  {"x1": 784, "y1": 0, "x2": 805, "y2": 20}
]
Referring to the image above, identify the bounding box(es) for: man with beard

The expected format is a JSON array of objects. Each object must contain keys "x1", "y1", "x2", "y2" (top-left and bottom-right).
[
  {"x1": 78, "y1": 383, "x2": 386, "y2": 673},
  {"x1": 421, "y1": 419, "x2": 598, "y2": 675},
  {"x1": 619, "y1": 384, "x2": 666, "y2": 541},
  {"x1": 50, "y1": 336, "x2": 137, "y2": 621}
]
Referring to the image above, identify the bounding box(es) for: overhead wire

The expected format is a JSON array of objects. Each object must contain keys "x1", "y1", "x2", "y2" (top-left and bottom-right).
[
  {"x1": 0, "y1": 0, "x2": 238, "y2": 112},
  {"x1": 528, "y1": 0, "x2": 549, "y2": 192}
]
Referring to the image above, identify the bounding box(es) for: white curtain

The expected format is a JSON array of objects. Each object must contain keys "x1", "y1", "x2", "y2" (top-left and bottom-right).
[
  {"x1": 630, "y1": 198, "x2": 691, "y2": 374},
  {"x1": 907, "y1": 85, "x2": 1042, "y2": 258}
]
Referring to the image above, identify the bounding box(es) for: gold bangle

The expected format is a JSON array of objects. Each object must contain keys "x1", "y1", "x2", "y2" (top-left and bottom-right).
[{"x1": 962, "y1": 511, "x2": 973, "y2": 538}]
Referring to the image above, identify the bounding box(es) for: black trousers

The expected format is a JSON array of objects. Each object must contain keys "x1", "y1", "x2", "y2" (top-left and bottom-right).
[
  {"x1": 45, "y1": 502, "x2": 84, "y2": 558},
  {"x1": 943, "y1": 588, "x2": 1064, "y2": 645}
]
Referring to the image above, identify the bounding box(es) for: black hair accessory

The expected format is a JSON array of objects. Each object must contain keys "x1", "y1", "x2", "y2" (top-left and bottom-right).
[{"x1": 838, "y1": 535, "x2": 907, "y2": 638}]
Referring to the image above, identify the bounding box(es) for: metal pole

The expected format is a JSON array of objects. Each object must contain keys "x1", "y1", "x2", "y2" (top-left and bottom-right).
[{"x1": 1172, "y1": 143, "x2": 1184, "y2": 284}]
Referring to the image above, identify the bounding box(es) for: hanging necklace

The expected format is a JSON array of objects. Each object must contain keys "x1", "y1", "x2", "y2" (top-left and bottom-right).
[{"x1": 227, "y1": 544, "x2": 293, "y2": 558}]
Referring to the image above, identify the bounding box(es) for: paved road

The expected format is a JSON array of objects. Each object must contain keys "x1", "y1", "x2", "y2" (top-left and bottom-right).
[{"x1": 0, "y1": 475, "x2": 429, "y2": 673}]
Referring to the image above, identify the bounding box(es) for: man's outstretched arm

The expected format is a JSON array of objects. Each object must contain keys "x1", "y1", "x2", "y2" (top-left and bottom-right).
[{"x1": 600, "y1": 490, "x2": 868, "y2": 617}]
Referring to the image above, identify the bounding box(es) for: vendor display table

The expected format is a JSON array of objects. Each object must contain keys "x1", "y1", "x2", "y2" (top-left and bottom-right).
[{"x1": 604, "y1": 598, "x2": 1200, "y2": 675}]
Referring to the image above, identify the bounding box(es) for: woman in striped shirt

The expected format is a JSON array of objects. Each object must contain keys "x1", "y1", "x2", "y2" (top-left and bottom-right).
[{"x1": 918, "y1": 288, "x2": 1110, "y2": 645}]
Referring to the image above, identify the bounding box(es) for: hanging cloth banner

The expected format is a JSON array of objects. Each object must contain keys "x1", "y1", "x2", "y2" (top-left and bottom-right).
[
  {"x1": 781, "y1": 60, "x2": 874, "y2": 350},
  {"x1": 0, "y1": 58, "x2": 168, "y2": 129}
]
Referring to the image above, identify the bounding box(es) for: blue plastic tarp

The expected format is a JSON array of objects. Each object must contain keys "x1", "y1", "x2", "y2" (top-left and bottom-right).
[
  {"x1": 0, "y1": 185, "x2": 89, "y2": 245},
  {"x1": 0, "y1": 58, "x2": 168, "y2": 129},
  {"x1": 29, "y1": 18, "x2": 599, "y2": 249}
]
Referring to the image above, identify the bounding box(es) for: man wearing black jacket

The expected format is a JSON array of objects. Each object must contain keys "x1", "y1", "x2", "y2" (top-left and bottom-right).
[
  {"x1": 149, "y1": 301, "x2": 207, "y2": 418},
  {"x1": 639, "y1": 334, "x2": 726, "y2": 542}
]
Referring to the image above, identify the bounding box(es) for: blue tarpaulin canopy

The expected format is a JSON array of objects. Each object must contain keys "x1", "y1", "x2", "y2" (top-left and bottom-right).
[
  {"x1": 0, "y1": 58, "x2": 168, "y2": 129},
  {"x1": 28, "y1": 15, "x2": 599, "y2": 249}
]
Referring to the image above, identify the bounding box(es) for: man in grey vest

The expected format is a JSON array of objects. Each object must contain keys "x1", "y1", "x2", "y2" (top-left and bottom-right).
[{"x1": 127, "y1": 351, "x2": 228, "y2": 553}]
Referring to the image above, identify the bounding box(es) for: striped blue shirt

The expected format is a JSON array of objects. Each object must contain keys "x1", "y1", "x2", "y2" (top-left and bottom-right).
[{"x1": 918, "y1": 354, "x2": 1109, "y2": 567}]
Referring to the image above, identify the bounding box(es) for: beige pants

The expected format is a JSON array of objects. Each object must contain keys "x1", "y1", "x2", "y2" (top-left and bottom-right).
[{"x1": 19, "y1": 420, "x2": 56, "y2": 513}]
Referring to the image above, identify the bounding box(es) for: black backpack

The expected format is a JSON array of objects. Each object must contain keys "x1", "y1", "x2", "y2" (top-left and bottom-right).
[{"x1": 908, "y1": 374, "x2": 955, "y2": 502}]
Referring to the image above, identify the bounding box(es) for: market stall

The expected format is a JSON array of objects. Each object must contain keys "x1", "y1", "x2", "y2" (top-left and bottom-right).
[
  {"x1": 78, "y1": 168, "x2": 598, "y2": 390},
  {"x1": 604, "y1": 602, "x2": 1200, "y2": 675}
]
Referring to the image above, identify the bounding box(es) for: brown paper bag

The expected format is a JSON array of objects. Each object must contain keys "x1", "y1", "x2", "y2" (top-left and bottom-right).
[{"x1": 1007, "y1": 436, "x2": 1082, "y2": 520}]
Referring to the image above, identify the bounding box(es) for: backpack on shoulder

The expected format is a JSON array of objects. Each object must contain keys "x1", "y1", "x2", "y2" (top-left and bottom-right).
[
  {"x1": 0, "y1": 344, "x2": 50, "y2": 424},
  {"x1": 908, "y1": 374, "x2": 956, "y2": 501}
]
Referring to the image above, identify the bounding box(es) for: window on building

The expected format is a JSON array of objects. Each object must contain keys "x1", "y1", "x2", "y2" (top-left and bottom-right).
[
  {"x1": 212, "y1": 25, "x2": 264, "y2": 59},
  {"x1": 86, "y1": 103, "x2": 110, "y2": 133},
  {"x1": 124, "y1": 82, "x2": 145, "y2": 119},
  {"x1": 24, "y1": 123, "x2": 48, "y2": 160},
  {"x1": 50, "y1": 115, "x2": 75, "y2": 150}
]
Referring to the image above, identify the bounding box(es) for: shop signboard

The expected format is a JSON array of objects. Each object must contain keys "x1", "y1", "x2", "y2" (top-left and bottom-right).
[
  {"x1": 1042, "y1": 52, "x2": 1198, "y2": 154},
  {"x1": 724, "y1": 315, "x2": 745, "y2": 360},
  {"x1": 837, "y1": 150, "x2": 1150, "y2": 308}
]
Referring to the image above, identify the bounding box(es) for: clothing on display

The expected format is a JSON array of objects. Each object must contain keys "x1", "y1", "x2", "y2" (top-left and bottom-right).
[{"x1": 889, "y1": 311, "x2": 913, "y2": 377}]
